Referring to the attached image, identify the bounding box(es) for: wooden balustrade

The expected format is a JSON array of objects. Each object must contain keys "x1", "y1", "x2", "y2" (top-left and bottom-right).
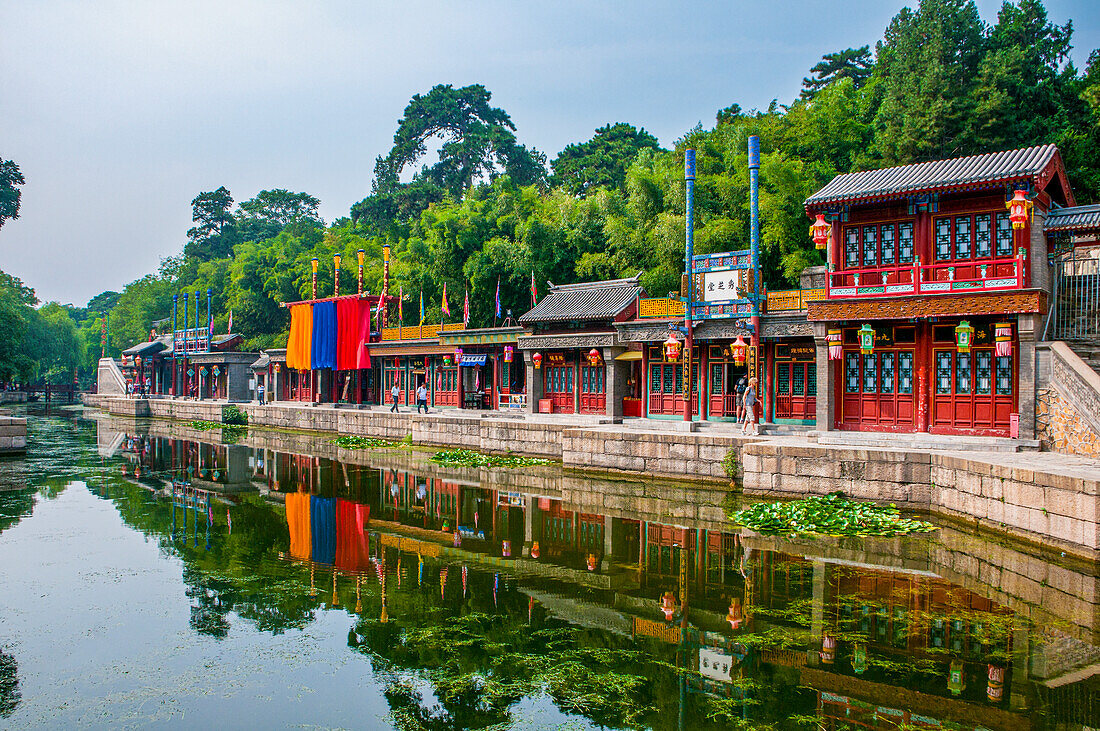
[{"x1": 638, "y1": 298, "x2": 685, "y2": 319}]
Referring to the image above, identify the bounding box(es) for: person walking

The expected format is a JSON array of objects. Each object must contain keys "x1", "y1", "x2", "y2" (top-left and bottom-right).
[
  {"x1": 735, "y1": 374, "x2": 747, "y2": 422},
  {"x1": 257, "y1": 382, "x2": 265, "y2": 405},
  {"x1": 390, "y1": 382, "x2": 401, "y2": 413},
  {"x1": 740, "y1": 377, "x2": 759, "y2": 436},
  {"x1": 416, "y1": 382, "x2": 428, "y2": 414}
]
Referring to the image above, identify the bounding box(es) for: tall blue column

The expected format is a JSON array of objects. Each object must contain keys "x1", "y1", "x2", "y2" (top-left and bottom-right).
[
  {"x1": 206, "y1": 288, "x2": 212, "y2": 350},
  {"x1": 684, "y1": 149, "x2": 695, "y2": 422},
  {"x1": 172, "y1": 294, "x2": 178, "y2": 396},
  {"x1": 748, "y1": 136, "x2": 762, "y2": 389}
]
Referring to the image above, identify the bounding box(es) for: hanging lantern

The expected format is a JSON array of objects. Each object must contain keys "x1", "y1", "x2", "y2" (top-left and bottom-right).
[
  {"x1": 503, "y1": 345, "x2": 513, "y2": 363},
  {"x1": 454, "y1": 347, "x2": 463, "y2": 365},
  {"x1": 1006, "y1": 190, "x2": 1033, "y2": 230},
  {"x1": 273, "y1": 363, "x2": 280, "y2": 374},
  {"x1": 212, "y1": 366, "x2": 220, "y2": 377},
  {"x1": 820, "y1": 633, "x2": 837, "y2": 665},
  {"x1": 994, "y1": 322, "x2": 1013, "y2": 357},
  {"x1": 442, "y1": 354, "x2": 453, "y2": 367},
  {"x1": 955, "y1": 320, "x2": 975, "y2": 353},
  {"x1": 135, "y1": 356, "x2": 142, "y2": 368},
  {"x1": 663, "y1": 333, "x2": 681, "y2": 362},
  {"x1": 587, "y1": 348, "x2": 601, "y2": 367},
  {"x1": 731, "y1": 334, "x2": 748, "y2": 366},
  {"x1": 987, "y1": 664, "x2": 1005, "y2": 703},
  {"x1": 532, "y1": 352, "x2": 542, "y2": 369},
  {"x1": 858, "y1": 324, "x2": 876, "y2": 355},
  {"x1": 827, "y1": 328, "x2": 843, "y2": 361},
  {"x1": 810, "y1": 213, "x2": 831, "y2": 250}
]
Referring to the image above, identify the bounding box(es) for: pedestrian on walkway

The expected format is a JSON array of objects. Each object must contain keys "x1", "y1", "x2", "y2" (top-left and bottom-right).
[
  {"x1": 126, "y1": 381, "x2": 134, "y2": 399},
  {"x1": 390, "y1": 383, "x2": 401, "y2": 413},
  {"x1": 416, "y1": 382, "x2": 428, "y2": 414},
  {"x1": 257, "y1": 382, "x2": 265, "y2": 405},
  {"x1": 741, "y1": 377, "x2": 758, "y2": 435},
  {"x1": 735, "y1": 374, "x2": 747, "y2": 422}
]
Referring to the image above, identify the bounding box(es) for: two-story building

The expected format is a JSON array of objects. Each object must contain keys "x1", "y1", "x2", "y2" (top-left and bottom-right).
[{"x1": 804, "y1": 145, "x2": 1074, "y2": 438}]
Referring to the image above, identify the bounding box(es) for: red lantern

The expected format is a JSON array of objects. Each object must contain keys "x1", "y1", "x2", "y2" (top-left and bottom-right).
[
  {"x1": 810, "y1": 213, "x2": 830, "y2": 250},
  {"x1": 726, "y1": 598, "x2": 743, "y2": 630},
  {"x1": 532, "y1": 352, "x2": 542, "y2": 369},
  {"x1": 663, "y1": 334, "x2": 681, "y2": 362},
  {"x1": 587, "y1": 348, "x2": 601, "y2": 367},
  {"x1": 530, "y1": 541, "x2": 540, "y2": 559},
  {"x1": 273, "y1": 363, "x2": 280, "y2": 374},
  {"x1": 1006, "y1": 190, "x2": 1033, "y2": 230},
  {"x1": 731, "y1": 334, "x2": 747, "y2": 366}
]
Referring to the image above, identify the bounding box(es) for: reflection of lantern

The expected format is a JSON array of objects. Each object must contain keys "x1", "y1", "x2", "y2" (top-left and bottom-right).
[
  {"x1": 827, "y1": 328, "x2": 843, "y2": 360},
  {"x1": 726, "y1": 598, "x2": 743, "y2": 630},
  {"x1": 532, "y1": 352, "x2": 542, "y2": 369},
  {"x1": 504, "y1": 345, "x2": 513, "y2": 363},
  {"x1": 955, "y1": 320, "x2": 975, "y2": 353},
  {"x1": 731, "y1": 334, "x2": 747, "y2": 366},
  {"x1": 810, "y1": 213, "x2": 830, "y2": 250},
  {"x1": 587, "y1": 348, "x2": 601, "y2": 367},
  {"x1": 502, "y1": 540, "x2": 511, "y2": 557},
  {"x1": 587, "y1": 553, "x2": 596, "y2": 571},
  {"x1": 994, "y1": 322, "x2": 1013, "y2": 357},
  {"x1": 530, "y1": 541, "x2": 540, "y2": 559},
  {"x1": 663, "y1": 334, "x2": 681, "y2": 362},
  {"x1": 852, "y1": 643, "x2": 867, "y2": 675},
  {"x1": 987, "y1": 664, "x2": 1005, "y2": 703},
  {"x1": 1006, "y1": 189, "x2": 1033, "y2": 229},
  {"x1": 661, "y1": 591, "x2": 677, "y2": 621},
  {"x1": 858, "y1": 324, "x2": 875, "y2": 355},
  {"x1": 820, "y1": 633, "x2": 836, "y2": 664},
  {"x1": 948, "y1": 658, "x2": 964, "y2": 696}
]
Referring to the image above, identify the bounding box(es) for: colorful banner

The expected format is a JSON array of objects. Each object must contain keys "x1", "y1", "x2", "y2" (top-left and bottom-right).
[
  {"x1": 310, "y1": 301, "x2": 338, "y2": 370},
  {"x1": 286, "y1": 304, "x2": 313, "y2": 370},
  {"x1": 286, "y1": 491, "x2": 312, "y2": 560},
  {"x1": 310, "y1": 495, "x2": 337, "y2": 565},
  {"x1": 336, "y1": 298, "x2": 372, "y2": 371},
  {"x1": 335, "y1": 499, "x2": 371, "y2": 573}
]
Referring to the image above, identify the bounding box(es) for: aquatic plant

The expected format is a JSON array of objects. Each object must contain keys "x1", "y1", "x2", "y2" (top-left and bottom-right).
[
  {"x1": 332, "y1": 435, "x2": 409, "y2": 450},
  {"x1": 429, "y1": 449, "x2": 552, "y2": 469},
  {"x1": 730, "y1": 492, "x2": 937, "y2": 537},
  {"x1": 221, "y1": 405, "x2": 248, "y2": 426}
]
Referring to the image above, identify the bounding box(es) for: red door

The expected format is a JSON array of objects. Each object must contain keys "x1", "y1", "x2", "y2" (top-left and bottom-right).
[
  {"x1": 932, "y1": 348, "x2": 1014, "y2": 435},
  {"x1": 648, "y1": 360, "x2": 698, "y2": 416},
  {"x1": 544, "y1": 365, "x2": 575, "y2": 413},
  {"x1": 774, "y1": 361, "x2": 817, "y2": 421},
  {"x1": 435, "y1": 367, "x2": 458, "y2": 407},
  {"x1": 840, "y1": 349, "x2": 916, "y2": 431},
  {"x1": 579, "y1": 365, "x2": 605, "y2": 414}
]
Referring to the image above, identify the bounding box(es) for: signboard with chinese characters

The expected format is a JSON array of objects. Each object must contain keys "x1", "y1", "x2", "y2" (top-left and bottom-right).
[{"x1": 690, "y1": 249, "x2": 753, "y2": 321}]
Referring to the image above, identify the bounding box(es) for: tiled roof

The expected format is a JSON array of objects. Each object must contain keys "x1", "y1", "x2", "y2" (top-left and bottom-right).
[
  {"x1": 806, "y1": 145, "x2": 1058, "y2": 207},
  {"x1": 250, "y1": 353, "x2": 270, "y2": 370},
  {"x1": 1046, "y1": 204, "x2": 1100, "y2": 233},
  {"x1": 519, "y1": 276, "x2": 643, "y2": 324},
  {"x1": 122, "y1": 340, "x2": 168, "y2": 356}
]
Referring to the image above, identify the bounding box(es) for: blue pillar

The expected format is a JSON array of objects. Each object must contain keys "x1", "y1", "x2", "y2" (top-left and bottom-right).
[
  {"x1": 206, "y1": 288, "x2": 212, "y2": 351},
  {"x1": 194, "y1": 291, "x2": 200, "y2": 346},
  {"x1": 172, "y1": 294, "x2": 178, "y2": 396},
  {"x1": 748, "y1": 136, "x2": 762, "y2": 392}
]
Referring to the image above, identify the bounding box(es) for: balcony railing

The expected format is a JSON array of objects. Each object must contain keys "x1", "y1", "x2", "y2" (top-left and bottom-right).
[
  {"x1": 765, "y1": 288, "x2": 826, "y2": 312},
  {"x1": 827, "y1": 253, "x2": 1025, "y2": 299},
  {"x1": 380, "y1": 323, "x2": 466, "y2": 341},
  {"x1": 638, "y1": 298, "x2": 685, "y2": 319}
]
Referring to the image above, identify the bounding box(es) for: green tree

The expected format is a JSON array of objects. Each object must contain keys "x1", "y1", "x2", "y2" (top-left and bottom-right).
[
  {"x1": 873, "y1": 0, "x2": 987, "y2": 163},
  {"x1": 551, "y1": 123, "x2": 662, "y2": 196},
  {"x1": 184, "y1": 187, "x2": 239, "y2": 261},
  {"x1": 800, "y1": 46, "x2": 874, "y2": 100},
  {"x1": 0, "y1": 158, "x2": 24, "y2": 230},
  {"x1": 239, "y1": 189, "x2": 322, "y2": 228}
]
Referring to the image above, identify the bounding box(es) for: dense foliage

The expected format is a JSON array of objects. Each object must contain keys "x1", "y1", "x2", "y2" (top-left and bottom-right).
[
  {"x1": 5, "y1": 1, "x2": 1099, "y2": 386},
  {"x1": 730, "y1": 493, "x2": 937, "y2": 537},
  {"x1": 429, "y1": 448, "x2": 553, "y2": 469}
]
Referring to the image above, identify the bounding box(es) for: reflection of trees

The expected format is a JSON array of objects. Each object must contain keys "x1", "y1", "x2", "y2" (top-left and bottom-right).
[
  {"x1": 0, "y1": 648, "x2": 20, "y2": 718},
  {"x1": 0, "y1": 490, "x2": 36, "y2": 536}
]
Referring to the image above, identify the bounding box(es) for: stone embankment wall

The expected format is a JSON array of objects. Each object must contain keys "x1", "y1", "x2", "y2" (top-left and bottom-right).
[
  {"x1": 0, "y1": 411, "x2": 27, "y2": 455},
  {"x1": 1036, "y1": 342, "x2": 1100, "y2": 457},
  {"x1": 0, "y1": 392, "x2": 27, "y2": 404}
]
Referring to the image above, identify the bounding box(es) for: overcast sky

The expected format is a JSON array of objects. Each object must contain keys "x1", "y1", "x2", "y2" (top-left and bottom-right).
[{"x1": 2, "y1": 0, "x2": 1097, "y2": 306}]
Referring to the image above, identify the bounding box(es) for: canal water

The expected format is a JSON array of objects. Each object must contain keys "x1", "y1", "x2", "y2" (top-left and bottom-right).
[{"x1": 1, "y1": 407, "x2": 1098, "y2": 730}]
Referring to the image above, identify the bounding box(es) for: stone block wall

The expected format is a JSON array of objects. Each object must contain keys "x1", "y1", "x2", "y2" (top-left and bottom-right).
[
  {"x1": 931, "y1": 454, "x2": 1100, "y2": 554},
  {"x1": 0, "y1": 413, "x2": 27, "y2": 454},
  {"x1": 1037, "y1": 386, "x2": 1100, "y2": 457},
  {"x1": 562, "y1": 428, "x2": 738, "y2": 484}
]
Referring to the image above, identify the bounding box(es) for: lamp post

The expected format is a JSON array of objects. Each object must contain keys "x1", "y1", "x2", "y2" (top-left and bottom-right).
[
  {"x1": 357, "y1": 249, "x2": 365, "y2": 295},
  {"x1": 334, "y1": 253, "x2": 342, "y2": 297},
  {"x1": 683, "y1": 148, "x2": 695, "y2": 423}
]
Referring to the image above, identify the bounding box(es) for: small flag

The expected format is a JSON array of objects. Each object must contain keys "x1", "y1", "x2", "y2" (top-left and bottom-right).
[
  {"x1": 495, "y1": 277, "x2": 501, "y2": 318},
  {"x1": 530, "y1": 270, "x2": 537, "y2": 306},
  {"x1": 226, "y1": 310, "x2": 233, "y2": 335},
  {"x1": 442, "y1": 282, "x2": 450, "y2": 316},
  {"x1": 398, "y1": 285, "x2": 403, "y2": 322},
  {"x1": 208, "y1": 316, "x2": 214, "y2": 338},
  {"x1": 463, "y1": 288, "x2": 470, "y2": 326},
  {"x1": 419, "y1": 289, "x2": 425, "y2": 324}
]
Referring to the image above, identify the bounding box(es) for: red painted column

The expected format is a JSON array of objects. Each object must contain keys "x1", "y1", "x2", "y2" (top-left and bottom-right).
[
  {"x1": 700, "y1": 345, "x2": 709, "y2": 419},
  {"x1": 765, "y1": 343, "x2": 775, "y2": 423},
  {"x1": 916, "y1": 322, "x2": 930, "y2": 432}
]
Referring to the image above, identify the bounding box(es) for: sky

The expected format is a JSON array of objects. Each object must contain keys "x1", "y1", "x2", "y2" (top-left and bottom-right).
[{"x1": 2, "y1": 0, "x2": 1098, "y2": 306}]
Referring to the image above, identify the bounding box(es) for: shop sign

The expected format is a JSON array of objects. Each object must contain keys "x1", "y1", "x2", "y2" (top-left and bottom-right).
[
  {"x1": 459, "y1": 354, "x2": 487, "y2": 366},
  {"x1": 775, "y1": 344, "x2": 815, "y2": 360},
  {"x1": 545, "y1": 352, "x2": 568, "y2": 367},
  {"x1": 689, "y1": 249, "x2": 752, "y2": 321}
]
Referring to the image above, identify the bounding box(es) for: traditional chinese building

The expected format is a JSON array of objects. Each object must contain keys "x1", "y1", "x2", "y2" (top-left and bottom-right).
[
  {"x1": 804, "y1": 144, "x2": 1074, "y2": 438},
  {"x1": 517, "y1": 276, "x2": 643, "y2": 418}
]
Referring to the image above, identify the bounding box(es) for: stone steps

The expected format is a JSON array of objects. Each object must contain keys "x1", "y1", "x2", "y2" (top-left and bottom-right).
[{"x1": 809, "y1": 431, "x2": 1040, "y2": 453}]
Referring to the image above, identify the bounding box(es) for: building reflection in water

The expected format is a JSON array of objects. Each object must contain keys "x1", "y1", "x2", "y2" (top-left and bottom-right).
[{"x1": 97, "y1": 419, "x2": 1100, "y2": 730}]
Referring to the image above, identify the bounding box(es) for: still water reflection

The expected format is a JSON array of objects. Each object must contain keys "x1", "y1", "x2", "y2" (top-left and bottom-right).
[{"x1": 1, "y1": 407, "x2": 1099, "y2": 729}]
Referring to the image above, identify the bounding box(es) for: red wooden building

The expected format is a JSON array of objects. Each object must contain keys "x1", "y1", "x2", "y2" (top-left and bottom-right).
[{"x1": 805, "y1": 145, "x2": 1074, "y2": 438}]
